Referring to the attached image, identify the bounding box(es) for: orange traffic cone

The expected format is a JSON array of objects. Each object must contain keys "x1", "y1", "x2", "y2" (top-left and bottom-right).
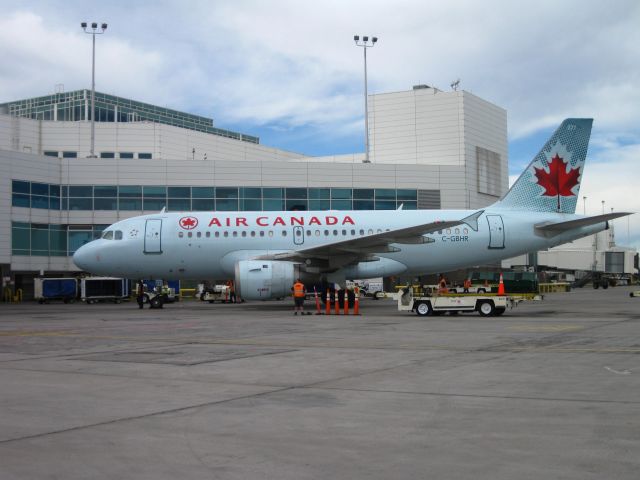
[
  {"x1": 497, "y1": 273, "x2": 505, "y2": 295},
  {"x1": 335, "y1": 290, "x2": 340, "y2": 315},
  {"x1": 353, "y1": 286, "x2": 360, "y2": 315},
  {"x1": 325, "y1": 288, "x2": 331, "y2": 315},
  {"x1": 343, "y1": 290, "x2": 349, "y2": 315},
  {"x1": 314, "y1": 287, "x2": 321, "y2": 315}
]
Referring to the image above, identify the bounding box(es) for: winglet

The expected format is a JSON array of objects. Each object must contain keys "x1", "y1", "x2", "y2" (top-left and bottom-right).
[{"x1": 462, "y1": 210, "x2": 484, "y2": 232}]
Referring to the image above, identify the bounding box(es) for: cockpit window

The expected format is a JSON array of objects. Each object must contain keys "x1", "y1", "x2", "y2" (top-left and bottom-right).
[
  {"x1": 101, "y1": 230, "x2": 114, "y2": 240},
  {"x1": 114, "y1": 230, "x2": 123, "y2": 240}
]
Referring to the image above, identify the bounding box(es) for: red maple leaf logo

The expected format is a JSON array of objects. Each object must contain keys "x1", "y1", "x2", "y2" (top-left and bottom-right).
[
  {"x1": 533, "y1": 154, "x2": 580, "y2": 197},
  {"x1": 179, "y1": 216, "x2": 198, "y2": 230}
]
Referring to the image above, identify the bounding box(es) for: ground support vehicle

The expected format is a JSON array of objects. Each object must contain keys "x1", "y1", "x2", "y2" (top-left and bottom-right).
[
  {"x1": 397, "y1": 287, "x2": 541, "y2": 317},
  {"x1": 631, "y1": 291, "x2": 640, "y2": 298},
  {"x1": 81, "y1": 277, "x2": 130, "y2": 304},
  {"x1": 200, "y1": 285, "x2": 232, "y2": 303},
  {"x1": 34, "y1": 278, "x2": 78, "y2": 304}
]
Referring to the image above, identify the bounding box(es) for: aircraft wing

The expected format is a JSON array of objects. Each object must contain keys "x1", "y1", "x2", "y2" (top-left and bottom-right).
[
  {"x1": 535, "y1": 212, "x2": 632, "y2": 237},
  {"x1": 255, "y1": 210, "x2": 484, "y2": 269}
]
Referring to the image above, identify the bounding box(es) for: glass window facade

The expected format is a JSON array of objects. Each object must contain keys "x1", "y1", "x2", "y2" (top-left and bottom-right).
[
  {"x1": 0, "y1": 90, "x2": 259, "y2": 144},
  {"x1": 12, "y1": 222, "x2": 107, "y2": 257},
  {"x1": 12, "y1": 179, "x2": 422, "y2": 213}
]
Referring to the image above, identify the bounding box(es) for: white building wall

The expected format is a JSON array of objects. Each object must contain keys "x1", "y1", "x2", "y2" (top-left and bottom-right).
[{"x1": 367, "y1": 88, "x2": 507, "y2": 209}]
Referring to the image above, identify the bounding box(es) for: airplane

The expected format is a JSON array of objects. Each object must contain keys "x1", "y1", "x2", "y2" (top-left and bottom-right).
[{"x1": 73, "y1": 118, "x2": 632, "y2": 300}]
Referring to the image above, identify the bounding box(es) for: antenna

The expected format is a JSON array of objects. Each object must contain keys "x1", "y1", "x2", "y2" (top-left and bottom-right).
[{"x1": 450, "y1": 79, "x2": 460, "y2": 91}]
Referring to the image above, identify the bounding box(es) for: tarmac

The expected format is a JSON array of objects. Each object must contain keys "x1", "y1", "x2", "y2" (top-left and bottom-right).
[{"x1": 0, "y1": 286, "x2": 639, "y2": 479}]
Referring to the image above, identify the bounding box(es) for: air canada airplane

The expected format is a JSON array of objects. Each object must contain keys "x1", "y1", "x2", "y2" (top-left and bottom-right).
[{"x1": 74, "y1": 119, "x2": 632, "y2": 300}]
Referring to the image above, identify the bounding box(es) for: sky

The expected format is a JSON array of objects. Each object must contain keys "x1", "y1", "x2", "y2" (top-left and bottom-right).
[{"x1": 0, "y1": 0, "x2": 639, "y2": 249}]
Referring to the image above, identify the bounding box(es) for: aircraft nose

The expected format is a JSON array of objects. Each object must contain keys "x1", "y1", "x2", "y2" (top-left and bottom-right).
[{"x1": 73, "y1": 243, "x2": 94, "y2": 271}]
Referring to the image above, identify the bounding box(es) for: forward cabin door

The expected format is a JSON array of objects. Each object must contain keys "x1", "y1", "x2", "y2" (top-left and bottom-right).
[{"x1": 144, "y1": 219, "x2": 163, "y2": 254}]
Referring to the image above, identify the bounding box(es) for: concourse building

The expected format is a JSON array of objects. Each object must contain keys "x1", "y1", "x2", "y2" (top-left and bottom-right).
[{"x1": 0, "y1": 86, "x2": 508, "y2": 297}]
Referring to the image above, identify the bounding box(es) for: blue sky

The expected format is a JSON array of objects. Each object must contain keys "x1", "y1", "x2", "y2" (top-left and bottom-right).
[{"x1": 1, "y1": 0, "x2": 639, "y2": 248}]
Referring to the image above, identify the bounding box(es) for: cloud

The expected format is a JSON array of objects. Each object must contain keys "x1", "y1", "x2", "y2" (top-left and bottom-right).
[{"x1": 0, "y1": 1, "x2": 638, "y2": 247}]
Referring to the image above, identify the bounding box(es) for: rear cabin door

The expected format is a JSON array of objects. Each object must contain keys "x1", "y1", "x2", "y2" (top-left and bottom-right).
[
  {"x1": 144, "y1": 219, "x2": 163, "y2": 254},
  {"x1": 486, "y1": 215, "x2": 505, "y2": 249}
]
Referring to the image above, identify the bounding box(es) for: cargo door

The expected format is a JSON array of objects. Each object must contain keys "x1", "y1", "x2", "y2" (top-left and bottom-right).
[
  {"x1": 144, "y1": 219, "x2": 163, "y2": 254},
  {"x1": 486, "y1": 215, "x2": 505, "y2": 249}
]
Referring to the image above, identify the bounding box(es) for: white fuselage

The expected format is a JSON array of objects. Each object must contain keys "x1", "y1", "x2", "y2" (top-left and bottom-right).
[{"x1": 73, "y1": 208, "x2": 605, "y2": 280}]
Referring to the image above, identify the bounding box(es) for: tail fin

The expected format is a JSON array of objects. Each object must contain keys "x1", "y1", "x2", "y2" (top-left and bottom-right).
[{"x1": 495, "y1": 118, "x2": 593, "y2": 213}]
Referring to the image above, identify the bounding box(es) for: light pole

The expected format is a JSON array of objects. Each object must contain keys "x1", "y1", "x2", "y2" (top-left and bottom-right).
[
  {"x1": 81, "y1": 21, "x2": 108, "y2": 158},
  {"x1": 601, "y1": 200, "x2": 605, "y2": 215},
  {"x1": 354, "y1": 35, "x2": 378, "y2": 163}
]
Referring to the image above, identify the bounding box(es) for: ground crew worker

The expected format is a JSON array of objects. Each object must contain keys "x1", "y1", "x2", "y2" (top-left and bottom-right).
[
  {"x1": 136, "y1": 279, "x2": 145, "y2": 309},
  {"x1": 226, "y1": 279, "x2": 236, "y2": 303},
  {"x1": 291, "y1": 278, "x2": 307, "y2": 315},
  {"x1": 463, "y1": 278, "x2": 472, "y2": 293},
  {"x1": 438, "y1": 275, "x2": 448, "y2": 294}
]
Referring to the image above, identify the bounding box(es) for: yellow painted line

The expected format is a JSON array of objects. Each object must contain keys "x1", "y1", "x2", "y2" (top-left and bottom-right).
[
  {"x1": 0, "y1": 330, "x2": 74, "y2": 337},
  {"x1": 508, "y1": 325, "x2": 584, "y2": 333}
]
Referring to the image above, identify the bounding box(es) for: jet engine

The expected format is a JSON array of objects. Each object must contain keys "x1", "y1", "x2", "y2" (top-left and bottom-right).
[{"x1": 235, "y1": 260, "x2": 298, "y2": 300}]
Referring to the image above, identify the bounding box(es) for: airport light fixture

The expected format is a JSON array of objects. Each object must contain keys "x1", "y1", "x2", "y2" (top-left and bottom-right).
[
  {"x1": 81, "y1": 21, "x2": 108, "y2": 158},
  {"x1": 354, "y1": 35, "x2": 378, "y2": 163}
]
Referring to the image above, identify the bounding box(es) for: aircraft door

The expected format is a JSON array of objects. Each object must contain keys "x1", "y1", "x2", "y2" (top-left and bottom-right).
[
  {"x1": 293, "y1": 226, "x2": 304, "y2": 245},
  {"x1": 144, "y1": 219, "x2": 163, "y2": 254},
  {"x1": 486, "y1": 215, "x2": 505, "y2": 249}
]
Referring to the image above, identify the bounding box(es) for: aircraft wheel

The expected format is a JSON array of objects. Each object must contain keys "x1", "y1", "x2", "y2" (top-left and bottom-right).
[
  {"x1": 478, "y1": 301, "x2": 495, "y2": 317},
  {"x1": 592, "y1": 282, "x2": 599, "y2": 289},
  {"x1": 415, "y1": 301, "x2": 432, "y2": 317},
  {"x1": 601, "y1": 281, "x2": 609, "y2": 289}
]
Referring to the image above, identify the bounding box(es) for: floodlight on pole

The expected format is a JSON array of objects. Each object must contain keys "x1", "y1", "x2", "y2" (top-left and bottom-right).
[
  {"x1": 354, "y1": 34, "x2": 378, "y2": 163},
  {"x1": 81, "y1": 21, "x2": 108, "y2": 158}
]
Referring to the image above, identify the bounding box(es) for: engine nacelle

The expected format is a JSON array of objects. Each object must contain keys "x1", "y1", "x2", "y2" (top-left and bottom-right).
[{"x1": 235, "y1": 260, "x2": 298, "y2": 300}]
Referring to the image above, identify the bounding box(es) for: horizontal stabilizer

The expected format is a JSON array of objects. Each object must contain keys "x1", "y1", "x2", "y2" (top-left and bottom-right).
[{"x1": 535, "y1": 212, "x2": 632, "y2": 237}]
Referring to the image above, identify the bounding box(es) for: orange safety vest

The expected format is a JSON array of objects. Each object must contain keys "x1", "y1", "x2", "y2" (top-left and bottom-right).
[
  {"x1": 464, "y1": 279, "x2": 472, "y2": 288},
  {"x1": 293, "y1": 282, "x2": 306, "y2": 298}
]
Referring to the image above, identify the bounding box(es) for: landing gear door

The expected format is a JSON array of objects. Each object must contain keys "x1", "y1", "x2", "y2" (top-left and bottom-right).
[
  {"x1": 486, "y1": 215, "x2": 505, "y2": 249},
  {"x1": 144, "y1": 219, "x2": 163, "y2": 254}
]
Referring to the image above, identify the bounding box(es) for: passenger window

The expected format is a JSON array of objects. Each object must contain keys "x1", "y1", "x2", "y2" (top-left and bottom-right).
[
  {"x1": 232, "y1": 231, "x2": 238, "y2": 237},
  {"x1": 368, "y1": 229, "x2": 373, "y2": 235},
  {"x1": 241, "y1": 231, "x2": 247, "y2": 237},
  {"x1": 342, "y1": 229, "x2": 346, "y2": 235},
  {"x1": 223, "y1": 231, "x2": 228, "y2": 237},
  {"x1": 179, "y1": 232, "x2": 184, "y2": 238},
  {"x1": 268, "y1": 231, "x2": 273, "y2": 237},
  {"x1": 188, "y1": 232, "x2": 193, "y2": 238},
  {"x1": 282, "y1": 231, "x2": 287, "y2": 236},
  {"x1": 315, "y1": 230, "x2": 320, "y2": 236},
  {"x1": 359, "y1": 229, "x2": 364, "y2": 235},
  {"x1": 260, "y1": 231, "x2": 265, "y2": 237},
  {"x1": 114, "y1": 230, "x2": 123, "y2": 240},
  {"x1": 351, "y1": 229, "x2": 355, "y2": 235},
  {"x1": 251, "y1": 231, "x2": 256, "y2": 237},
  {"x1": 306, "y1": 230, "x2": 311, "y2": 236},
  {"x1": 324, "y1": 230, "x2": 329, "y2": 236},
  {"x1": 333, "y1": 230, "x2": 338, "y2": 236},
  {"x1": 102, "y1": 230, "x2": 113, "y2": 240},
  {"x1": 206, "y1": 231, "x2": 211, "y2": 238},
  {"x1": 215, "y1": 231, "x2": 219, "y2": 237},
  {"x1": 197, "y1": 231, "x2": 202, "y2": 238}
]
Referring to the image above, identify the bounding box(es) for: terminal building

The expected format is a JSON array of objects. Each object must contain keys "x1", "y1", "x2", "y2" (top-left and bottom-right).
[{"x1": 1, "y1": 86, "x2": 510, "y2": 296}]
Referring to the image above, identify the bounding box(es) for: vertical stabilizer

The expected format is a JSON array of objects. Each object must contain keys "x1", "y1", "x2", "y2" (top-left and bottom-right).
[{"x1": 495, "y1": 118, "x2": 592, "y2": 213}]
